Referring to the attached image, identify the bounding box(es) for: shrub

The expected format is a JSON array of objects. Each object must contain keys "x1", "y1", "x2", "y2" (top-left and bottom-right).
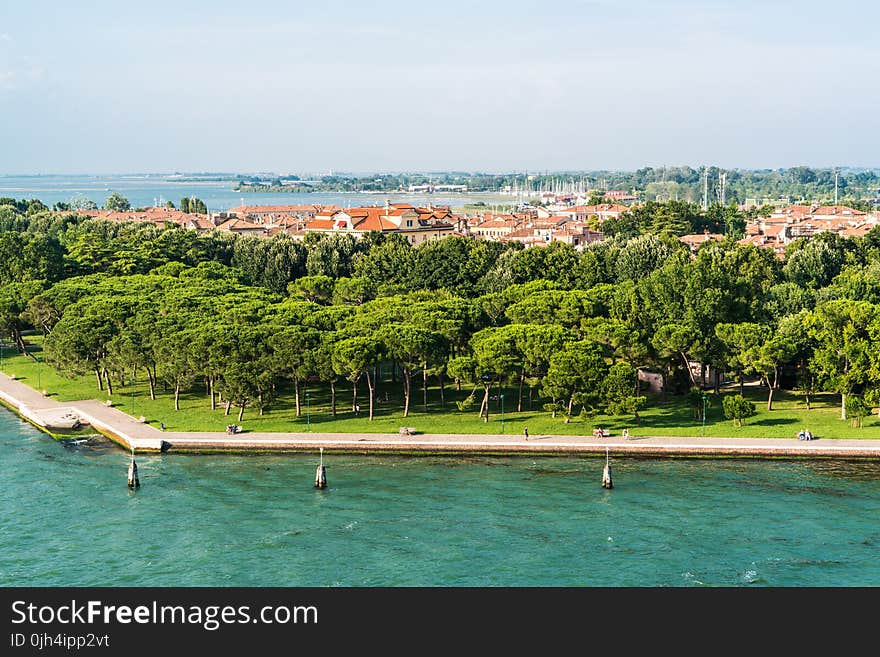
[
  {"x1": 722, "y1": 394, "x2": 756, "y2": 427},
  {"x1": 845, "y1": 395, "x2": 870, "y2": 428}
]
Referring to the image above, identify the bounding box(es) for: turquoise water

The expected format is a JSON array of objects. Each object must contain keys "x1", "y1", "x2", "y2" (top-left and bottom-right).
[{"x1": 2, "y1": 409, "x2": 879, "y2": 586}]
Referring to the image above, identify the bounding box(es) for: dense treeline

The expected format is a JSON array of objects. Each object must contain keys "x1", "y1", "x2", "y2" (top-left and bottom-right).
[
  {"x1": 2, "y1": 199, "x2": 880, "y2": 427},
  {"x1": 230, "y1": 166, "x2": 880, "y2": 205}
]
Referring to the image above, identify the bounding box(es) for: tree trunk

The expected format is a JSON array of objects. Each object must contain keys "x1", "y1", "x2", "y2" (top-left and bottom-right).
[
  {"x1": 767, "y1": 367, "x2": 778, "y2": 412},
  {"x1": 517, "y1": 368, "x2": 525, "y2": 412},
  {"x1": 480, "y1": 383, "x2": 490, "y2": 422},
  {"x1": 739, "y1": 373, "x2": 744, "y2": 397},
  {"x1": 208, "y1": 374, "x2": 214, "y2": 409},
  {"x1": 174, "y1": 382, "x2": 180, "y2": 411},
  {"x1": 438, "y1": 373, "x2": 445, "y2": 407},
  {"x1": 238, "y1": 404, "x2": 245, "y2": 422},
  {"x1": 294, "y1": 379, "x2": 301, "y2": 418},
  {"x1": 841, "y1": 393, "x2": 847, "y2": 420},
  {"x1": 148, "y1": 368, "x2": 156, "y2": 401},
  {"x1": 403, "y1": 369, "x2": 411, "y2": 418},
  {"x1": 103, "y1": 368, "x2": 113, "y2": 396},
  {"x1": 565, "y1": 395, "x2": 574, "y2": 423},
  {"x1": 366, "y1": 369, "x2": 374, "y2": 421},
  {"x1": 259, "y1": 393, "x2": 264, "y2": 416},
  {"x1": 95, "y1": 369, "x2": 103, "y2": 391},
  {"x1": 352, "y1": 379, "x2": 359, "y2": 415},
  {"x1": 224, "y1": 400, "x2": 231, "y2": 416},
  {"x1": 680, "y1": 351, "x2": 697, "y2": 387},
  {"x1": 14, "y1": 328, "x2": 29, "y2": 356},
  {"x1": 422, "y1": 366, "x2": 428, "y2": 412},
  {"x1": 330, "y1": 380, "x2": 337, "y2": 417},
  {"x1": 456, "y1": 377, "x2": 461, "y2": 392}
]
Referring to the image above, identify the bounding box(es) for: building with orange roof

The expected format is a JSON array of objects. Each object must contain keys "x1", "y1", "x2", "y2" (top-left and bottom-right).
[
  {"x1": 558, "y1": 204, "x2": 629, "y2": 223},
  {"x1": 303, "y1": 202, "x2": 455, "y2": 244},
  {"x1": 679, "y1": 233, "x2": 725, "y2": 253},
  {"x1": 215, "y1": 218, "x2": 266, "y2": 236}
]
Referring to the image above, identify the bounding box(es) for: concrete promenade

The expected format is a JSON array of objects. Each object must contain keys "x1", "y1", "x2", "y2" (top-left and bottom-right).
[{"x1": 3, "y1": 372, "x2": 880, "y2": 458}]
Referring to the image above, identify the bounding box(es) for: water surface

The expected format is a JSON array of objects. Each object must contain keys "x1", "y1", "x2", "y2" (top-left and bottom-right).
[{"x1": 1, "y1": 409, "x2": 878, "y2": 586}]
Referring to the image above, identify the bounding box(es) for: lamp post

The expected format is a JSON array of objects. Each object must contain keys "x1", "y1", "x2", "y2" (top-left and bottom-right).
[
  {"x1": 701, "y1": 393, "x2": 707, "y2": 436},
  {"x1": 306, "y1": 392, "x2": 311, "y2": 432},
  {"x1": 500, "y1": 393, "x2": 505, "y2": 434}
]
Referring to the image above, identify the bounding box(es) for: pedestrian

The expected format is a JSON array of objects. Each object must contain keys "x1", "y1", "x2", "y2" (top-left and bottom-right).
[
  {"x1": 355, "y1": 403, "x2": 360, "y2": 416},
  {"x1": 623, "y1": 429, "x2": 630, "y2": 440},
  {"x1": 523, "y1": 427, "x2": 529, "y2": 440},
  {"x1": 160, "y1": 422, "x2": 166, "y2": 431}
]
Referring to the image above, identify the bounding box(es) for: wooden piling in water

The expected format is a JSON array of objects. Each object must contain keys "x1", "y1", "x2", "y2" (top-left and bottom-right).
[
  {"x1": 602, "y1": 447, "x2": 612, "y2": 489},
  {"x1": 127, "y1": 449, "x2": 140, "y2": 489},
  {"x1": 315, "y1": 447, "x2": 327, "y2": 489}
]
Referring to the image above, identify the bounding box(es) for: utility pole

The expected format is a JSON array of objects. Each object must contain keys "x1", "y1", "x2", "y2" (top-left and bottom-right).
[{"x1": 702, "y1": 167, "x2": 709, "y2": 211}]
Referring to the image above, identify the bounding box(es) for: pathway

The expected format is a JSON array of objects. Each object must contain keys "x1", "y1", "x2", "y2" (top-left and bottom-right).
[{"x1": 3, "y1": 373, "x2": 880, "y2": 458}]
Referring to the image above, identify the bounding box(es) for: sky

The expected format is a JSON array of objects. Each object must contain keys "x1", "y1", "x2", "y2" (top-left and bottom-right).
[{"x1": 1, "y1": 0, "x2": 878, "y2": 174}]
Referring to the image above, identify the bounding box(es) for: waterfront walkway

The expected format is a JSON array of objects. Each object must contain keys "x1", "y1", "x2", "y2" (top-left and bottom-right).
[{"x1": 3, "y1": 372, "x2": 880, "y2": 458}]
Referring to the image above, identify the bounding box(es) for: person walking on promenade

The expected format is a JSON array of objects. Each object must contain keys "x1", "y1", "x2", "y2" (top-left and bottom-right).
[{"x1": 523, "y1": 427, "x2": 529, "y2": 440}]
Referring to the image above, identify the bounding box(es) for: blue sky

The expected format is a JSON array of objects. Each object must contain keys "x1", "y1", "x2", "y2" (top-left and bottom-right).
[{"x1": 1, "y1": 1, "x2": 877, "y2": 174}]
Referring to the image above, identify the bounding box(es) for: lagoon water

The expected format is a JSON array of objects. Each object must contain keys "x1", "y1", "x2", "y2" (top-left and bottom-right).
[
  {"x1": 0, "y1": 174, "x2": 492, "y2": 211},
  {"x1": 2, "y1": 409, "x2": 879, "y2": 587}
]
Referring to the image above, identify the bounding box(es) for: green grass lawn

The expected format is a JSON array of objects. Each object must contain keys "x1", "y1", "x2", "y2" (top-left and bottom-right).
[{"x1": 2, "y1": 339, "x2": 878, "y2": 439}]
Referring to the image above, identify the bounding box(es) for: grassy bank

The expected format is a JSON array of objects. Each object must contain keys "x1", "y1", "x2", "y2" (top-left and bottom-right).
[{"x1": 2, "y1": 340, "x2": 878, "y2": 439}]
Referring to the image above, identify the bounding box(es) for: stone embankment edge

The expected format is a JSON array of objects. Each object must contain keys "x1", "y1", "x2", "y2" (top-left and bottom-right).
[{"x1": 4, "y1": 372, "x2": 880, "y2": 460}]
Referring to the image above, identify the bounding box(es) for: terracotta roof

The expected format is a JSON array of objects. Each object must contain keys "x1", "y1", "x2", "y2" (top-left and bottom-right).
[
  {"x1": 305, "y1": 219, "x2": 336, "y2": 230},
  {"x1": 679, "y1": 233, "x2": 724, "y2": 246},
  {"x1": 216, "y1": 218, "x2": 264, "y2": 232}
]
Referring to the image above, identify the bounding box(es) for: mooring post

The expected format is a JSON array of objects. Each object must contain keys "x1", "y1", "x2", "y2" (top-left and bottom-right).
[
  {"x1": 127, "y1": 448, "x2": 140, "y2": 489},
  {"x1": 602, "y1": 446, "x2": 613, "y2": 489},
  {"x1": 315, "y1": 447, "x2": 327, "y2": 489}
]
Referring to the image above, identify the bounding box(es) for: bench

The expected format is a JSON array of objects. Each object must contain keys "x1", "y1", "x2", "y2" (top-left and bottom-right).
[{"x1": 399, "y1": 427, "x2": 416, "y2": 436}]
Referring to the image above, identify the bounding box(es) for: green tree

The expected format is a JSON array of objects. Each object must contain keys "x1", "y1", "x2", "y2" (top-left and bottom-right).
[
  {"x1": 722, "y1": 394, "x2": 756, "y2": 427},
  {"x1": 333, "y1": 335, "x2": 382, "y2": 420},
  {"x1": 602, "y1": 362, "x2": 647, "y2": 424},
  {"x1": 104, "y1": 193, "x2": 131, "y2": 212},
  {"x1": 542, "y1": 340, "x2": 609, "y2": 422},
  {"x1": 808, "y1": 300, "x2": 879, "y2": 420},
  {"x1": 844, "y1": 395, "x2": 870, "y2": 428}
]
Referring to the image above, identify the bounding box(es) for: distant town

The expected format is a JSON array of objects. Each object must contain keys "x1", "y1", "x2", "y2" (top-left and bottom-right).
[{"x1": 70, "y1": 192, "x2": 879, "y2": 259}]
